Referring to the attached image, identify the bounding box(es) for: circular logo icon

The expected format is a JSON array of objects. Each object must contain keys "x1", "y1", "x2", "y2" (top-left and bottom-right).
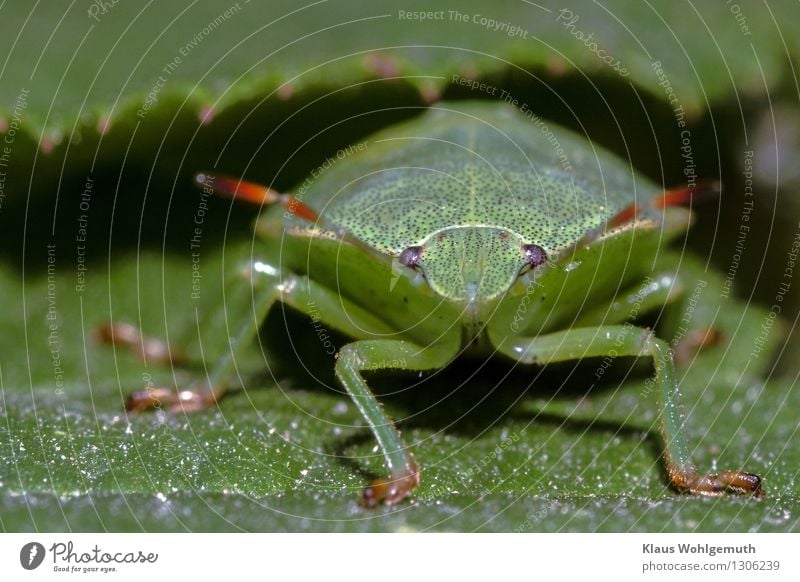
[{"x1": 20, "y1": 542, "x2": 46, "y2": 570}]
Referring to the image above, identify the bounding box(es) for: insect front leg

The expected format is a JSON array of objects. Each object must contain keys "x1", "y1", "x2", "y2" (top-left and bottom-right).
[
  {"x1": 335, "y1": 339, "x2": 458, "y2": 507},
  {"x1": 494, "y1": 325, "x2": 763, "y2": 497}
]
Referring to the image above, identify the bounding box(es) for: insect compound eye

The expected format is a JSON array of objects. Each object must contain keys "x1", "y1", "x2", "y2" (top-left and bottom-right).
[
  {"x1": 521, "y1": 243, "x2": 547, "y2": 268},
  {"x1": 398, "y1": 245, "x2": 424, "y2": 268}
]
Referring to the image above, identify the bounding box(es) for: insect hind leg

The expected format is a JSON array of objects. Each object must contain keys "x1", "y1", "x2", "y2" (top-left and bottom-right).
[
  {"x1": 96, "y1": 260, "x2": 282, "y2": 413},
  {"x1": 95, "y1": 321, "x2": 181, "y2": 367}
]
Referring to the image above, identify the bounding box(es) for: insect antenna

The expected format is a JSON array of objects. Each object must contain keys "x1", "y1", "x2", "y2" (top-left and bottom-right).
[
  {"x1": 194, "y1": 172, "x2": 395, "y2": 265},
  {"x1": 194, "y1": 172, "x2": 319, "y2": 222},
  {"x1": 607, "y1": 180, "x2": 722, "y2": 228}
]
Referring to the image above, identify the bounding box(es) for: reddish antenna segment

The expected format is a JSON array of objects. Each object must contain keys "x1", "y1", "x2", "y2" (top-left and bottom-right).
[
  {"x1": 608, "y1": 180, "x2": 721, "y2": 228},
  {"x1": 194, "y1": 172, "x2": 319, "y2": 222}
]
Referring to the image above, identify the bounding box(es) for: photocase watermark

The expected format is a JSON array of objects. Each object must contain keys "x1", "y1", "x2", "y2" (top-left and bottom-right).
[
  {"x1": 308, "y1": 301, "x2": 337, "y2": 355},
  {"x1": 87, "y1": 0, "x2": 121, "y2": 22},
  {"x1": 513, "y1": 504, "x2": 551, "y2": 533},
  {"x1": 307, "y1": 298, "x2": 403, "y2": 362},
  {"x1": 640, "y1": 278, "x2": 707, "y2": 399},
  {"x1": 678, "y1": 129, "x2": 698, "y2": 189},
  {"x1": 20, "y1": 542, "x2": 46, "y2": 570},
  {"x1": 139, "y1": 371, "x2": 163, "y2": 411},
  {"x1": 46, "y1": 243, "x2": 65, "y2": 396},
  {"x1": 290, "y1": 141, "x2": 367, "y2": 218},
  {"x1": 555, "y1": 8, "x2": 629, "y2": 77},
  {"x1": 450, "y1": 9, "x2": 529, "y2": 39},
  {"x1": 190, "y1": 174, "x2": 216, "y2": 299},
  {"x1": 721, "y1": 150, "x2": 755, "y2": 299},
  {"x1": 639, "y1": 375, "x2": 656, "y2": 399},
  {"x1": 363, "y1": 358, "x2": 408, "y2": 371},
  {"x1": 670, "y1": 279, "x2": 707, "y2": 348},
  {"x1": 451, "y1": 74, "x2": 573, "y2": 172},
  {"x1": 75, "y1": 175, "x2": 94, "y2": 293},
  {"x1": 594, "y1": 276, "x2": 653, "y2": 381},
  {"x1": 33, "y1": 540, "x2": 158, "y2": 574},
  {"x1": 725, "y1": 0, "x2": 752, "y2": 36},
  {"x1": 311, "y1": 142, "x2": 367, "y2": 182},
  {"x1": 750, "y1": 221, "x2": 800, "y2": 359},
  {"x1": 0, "y1": 87, "x2": 29, "y2": 213},
  {"x1": 421, "y1": 480, "x2": 463, "y2": 499},
  {"x1": 651, "y1": 60, "x2": 688, "y2": 129},
  {"x1": 136, "y1": 3, "x2": 245, "y2": 119},
  {"x1": 455, "y1": 431, "x2": 521, "y2": 484},
  {"x1": 509, "y1": 276, "x2": 546, "y2": 333},
  {"x1": 651, "y1": 60, "x2": 697, "y2": 190},
  {"x1": 397, "y1": 9, "x2": 529, "y2": 39}
]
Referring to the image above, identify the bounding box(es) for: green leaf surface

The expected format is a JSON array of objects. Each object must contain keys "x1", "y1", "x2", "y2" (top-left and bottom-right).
[
  {"x1": 1, "y1": 0, "x2": 798, "y2": 533},
  {"x1": 1, "y1": 0, "x2": 798, "y2": 140},
  {"x1": 1, "y1": 244, "x2": 796, "y2": 532}
]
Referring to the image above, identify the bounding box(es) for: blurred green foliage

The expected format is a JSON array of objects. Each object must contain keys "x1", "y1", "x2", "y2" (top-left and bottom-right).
[{"x1": 0, "y1": 1, "x2": 798, "y2": 531}]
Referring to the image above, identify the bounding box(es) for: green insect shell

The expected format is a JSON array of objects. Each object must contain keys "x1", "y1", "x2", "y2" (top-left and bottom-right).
[
  {"x1": 171, "y1": 100, "x2": 762, "y2": 505},
  {"x1": 275, "y1": 101, "x2": 664, "y2": 341}
]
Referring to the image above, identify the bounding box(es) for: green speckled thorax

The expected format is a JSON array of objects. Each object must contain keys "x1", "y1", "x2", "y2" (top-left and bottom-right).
[{"x1": 291, "y1": 103, "x2": 654, "y2": 310}]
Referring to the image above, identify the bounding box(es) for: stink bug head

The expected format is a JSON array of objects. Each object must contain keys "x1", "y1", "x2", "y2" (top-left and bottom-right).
[{"x1": 409, "y1": 226, "x2": 534, "y2": 307}]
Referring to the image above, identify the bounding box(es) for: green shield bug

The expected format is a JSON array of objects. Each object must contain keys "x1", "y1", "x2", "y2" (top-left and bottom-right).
[{"x1": 104, "y1": 101, "x2": 762, "y2": 506}]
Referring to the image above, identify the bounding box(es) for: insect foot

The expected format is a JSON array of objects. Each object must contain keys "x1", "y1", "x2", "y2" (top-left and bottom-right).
[
  {"x1": 125, "y1": 386, "x2": 219, "y2": 413},
  {"x1": 672, "y1": 469, "x2": 763, "y2": 498},
  {"x1": 361, "y1": 460, "x2": 420, "y2": 508}
]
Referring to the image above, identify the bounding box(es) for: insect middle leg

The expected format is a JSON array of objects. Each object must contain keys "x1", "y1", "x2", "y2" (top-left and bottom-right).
[
  {"x1": 574, "y1": 266, "x2": 721, "y2": 366},
  {"x1": 105, "y1": 259, "x2": 395, "y2": 412}
]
